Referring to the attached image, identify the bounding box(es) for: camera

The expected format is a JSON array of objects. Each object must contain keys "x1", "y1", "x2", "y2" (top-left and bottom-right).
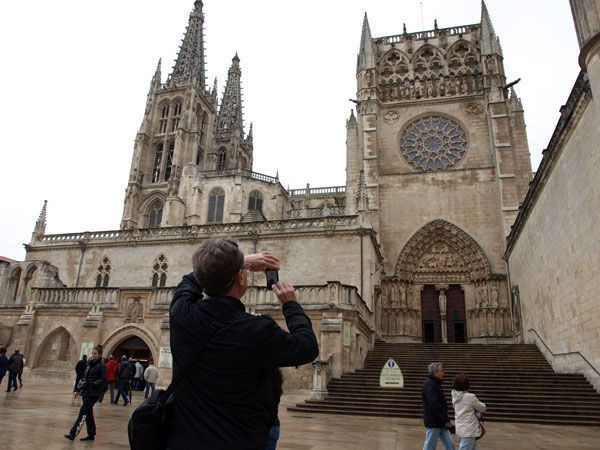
[{"x1": 265, "y1": 269, "x2": 279, "y2": 290}]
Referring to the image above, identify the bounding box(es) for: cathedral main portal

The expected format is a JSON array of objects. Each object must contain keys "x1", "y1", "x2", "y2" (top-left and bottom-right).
[{"x1": 379, "y1": 220, "x2": 512, "y2": 343}]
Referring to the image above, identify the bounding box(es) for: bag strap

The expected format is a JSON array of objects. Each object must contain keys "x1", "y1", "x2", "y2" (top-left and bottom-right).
[{"x1": 161, "y1": 311, "x2": 228, "y2": 400}]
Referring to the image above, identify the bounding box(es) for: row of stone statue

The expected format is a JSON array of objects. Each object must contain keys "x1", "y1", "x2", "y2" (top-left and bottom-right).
[{"x1": 378, "y1": 71, "x2": 483, "y2": 102}]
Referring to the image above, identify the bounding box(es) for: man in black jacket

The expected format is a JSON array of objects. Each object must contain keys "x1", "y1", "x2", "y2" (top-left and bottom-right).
[
  {"x1": 65, "y1": 345, "x2": 107, "y2": 442},
  {"x1": 6, "y1": 349, "x2": 24, "y2": 392},
  {"x1": 422, "y1": 361, "x2": 455, "y2": 450},
  {"x1": 167, "y1": 237, "x2": 319, "y2": 450}
]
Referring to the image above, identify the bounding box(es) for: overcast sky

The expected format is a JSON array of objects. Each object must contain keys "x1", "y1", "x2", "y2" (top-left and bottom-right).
[{"x1": 0, "y1": 0, "x2": 580, "y2": 260}]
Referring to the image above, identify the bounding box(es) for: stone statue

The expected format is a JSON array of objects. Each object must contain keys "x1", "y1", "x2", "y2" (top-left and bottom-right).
[
  {"x1": 438, "y1": 290, "x2": 447, "y2": 315},
  {"x1": 126, "y1": 297, "x2": 143, "y2": 323},
  {"x1": 490, "y1": 286, "x2": 499, "y2": 308},
  {"x1": 365, "y1": 69, "x2": 374, "y2": 87}
]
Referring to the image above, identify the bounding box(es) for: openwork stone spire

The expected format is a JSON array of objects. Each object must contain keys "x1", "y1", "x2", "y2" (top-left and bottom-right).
[
  {"x1": 34, "y1": 200, "x2": 47, "y2": 236},
  {"x1": 481, "y1": 1, "x2": 502, "y2": 55},
  {"x1": 357, "y1": 13, "x2": 376, "y2": 72},
  {"x1": 217, "y1": 53, "x2": 244, "y2": 138},
  {"x1": 170, "y1": 1, "x2": 206, "y2": 86}
]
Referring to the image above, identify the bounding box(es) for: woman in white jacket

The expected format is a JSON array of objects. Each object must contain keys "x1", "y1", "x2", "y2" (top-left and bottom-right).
[{"x1": 451, "y1": 373, "x2": 486, "y2": 450}]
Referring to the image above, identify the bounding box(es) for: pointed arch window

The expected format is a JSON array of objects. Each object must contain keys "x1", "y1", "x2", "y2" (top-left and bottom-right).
[
  {"x1": 9, "y1": 267, "x2": 22, "y2": 303},
  {"x1": 248, "y1": 190, "x2": 263, "y2": 212},
  {"x1": 217, "y1": 149, "x2": 228, "y2": 171},
  {"x1": 152, "y1": 143, "x2": 163, "y2": 183},
  {"x1": 196, "y1": 146, "x2": 204, "y2": 170},
  {"x1": 148, "y1": 200, "x2": 163, "y2": 228},
  {"x1": 151, "y1": 254, "x2": 168, "y2": 287},
  {"x1": 164, "y1": 141, "x2": 175, "y2": 180},
  {"x1": 171, "y1": 102, "x2": 182, "y2": 132},
  {"x1": 207, "y1": 187, "x2": 225, "y2": 223},
  {"x1": 159, "y1": 104, "x2": 170, "y2": 134},
  {"x1": 95, "y1": 257, "x2": 111, "y2": 288}
]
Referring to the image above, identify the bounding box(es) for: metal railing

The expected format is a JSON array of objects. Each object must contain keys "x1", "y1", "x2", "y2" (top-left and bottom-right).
[{"x1": 528, "y1": 328, "x2": 600, "y2": 378}]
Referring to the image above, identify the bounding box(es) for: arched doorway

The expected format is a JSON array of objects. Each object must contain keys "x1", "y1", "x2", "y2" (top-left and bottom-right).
[
  {"x1": 421, "y1": 285, "x2": 441, "y2": 343},
  {"x1": 112, "y1": 336, "x2": 152, "y2": 364},
  {"x1": 446, "y1": 285, "x2": 466, "y2": 343}
]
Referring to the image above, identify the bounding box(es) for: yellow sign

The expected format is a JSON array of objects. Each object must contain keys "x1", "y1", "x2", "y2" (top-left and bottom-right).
[{"x1": 379, "y1": 358, "x2": 404, "y2": 388}]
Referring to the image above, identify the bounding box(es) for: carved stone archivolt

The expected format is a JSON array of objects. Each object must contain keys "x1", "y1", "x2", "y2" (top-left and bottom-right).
[{"x1": 395, "y1": 220, "x2": 491, "y2": 283}]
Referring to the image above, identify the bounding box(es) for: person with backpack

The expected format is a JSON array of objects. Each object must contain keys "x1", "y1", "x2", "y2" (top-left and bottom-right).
[
  {"x1": 117, "y1": 355, "x2": 132, "y2": 406},
  {"x1": 6, "y1": 349, "x2": 24, "y2": 392}
]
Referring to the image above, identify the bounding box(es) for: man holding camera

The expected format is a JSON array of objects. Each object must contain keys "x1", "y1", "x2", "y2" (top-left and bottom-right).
[{"x1": 167, "y1": 237, "x2": 319, "y2": 449}]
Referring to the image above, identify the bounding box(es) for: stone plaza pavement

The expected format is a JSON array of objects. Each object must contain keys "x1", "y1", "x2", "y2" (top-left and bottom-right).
[{"x1": 0, "y1": 383, "x2": 598, "y2": 449}]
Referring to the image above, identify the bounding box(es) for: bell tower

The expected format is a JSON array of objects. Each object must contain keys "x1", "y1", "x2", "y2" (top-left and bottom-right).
[{"x1": 121, "y1": 0, "x2": 217, "y2": 229}]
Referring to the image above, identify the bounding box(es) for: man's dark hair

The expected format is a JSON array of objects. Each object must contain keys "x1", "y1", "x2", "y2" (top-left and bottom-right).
[
  {"x1": 193, "y1": 237, "x2": 244, "y2": 296},
  {"x1": 453, "y1": 373, "x2": 470, "y2": 391},
  {"x1": 0, "y1": 347, "x2": 6, "y2": 355},
  {"x1": 94, "y1": 345, "x2": 103, "y2": 356}
]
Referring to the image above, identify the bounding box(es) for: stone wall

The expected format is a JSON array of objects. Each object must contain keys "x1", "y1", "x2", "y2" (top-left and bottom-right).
[{"x1": 507, "y1": 76, "x2": 600, "y2": 391}]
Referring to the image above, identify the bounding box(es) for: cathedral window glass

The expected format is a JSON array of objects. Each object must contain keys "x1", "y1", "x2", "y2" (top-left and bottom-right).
[
  {"x1": 148, "y1": 200, "x2": 163, "y2": 228},
  {"x1": 248, "y1": 190, "x2": 263, "y2": 212},
  {"x1": 171, "y1": 102, "x2": 181, "y2": 132},
  {"x1": 164, "y1": 142, "x2": 175, "y2": 180},
  {"x1": 159, "y1": 104, "x2": 170, "y2": 134},
  {"x1": 152, "y1": 143, "x2": 163, "y2": 183},
  {"x1": 207, "y1": 187, "x2": 225, "y2": 223},
  {"x1": 151, "y1": 254, "x2": 168, "y2": 288},
  {"x1": 95, "y1": 257, "x2": 111, "y2": 288},
  {"x1": 217, "y1": 149, "x2": 227, "y2": 171},
  {"x1": 400, "y1": 116, "x2": 468, "y2": 172}
]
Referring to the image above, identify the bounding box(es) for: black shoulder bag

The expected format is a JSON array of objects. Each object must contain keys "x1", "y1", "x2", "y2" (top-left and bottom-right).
[{"x1": 128, "y1": 318, "x2": 223, "y2": 450}]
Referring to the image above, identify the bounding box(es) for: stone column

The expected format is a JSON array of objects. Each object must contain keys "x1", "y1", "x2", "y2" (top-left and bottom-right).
[{"x1": 437, "y1": 286, "x2": 448, "y2": 344}]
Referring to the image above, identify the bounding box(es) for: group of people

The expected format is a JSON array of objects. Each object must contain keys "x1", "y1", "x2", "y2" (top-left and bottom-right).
[
  {"x1": 0, "y1": 347, "x2": 25, "y2": 392},
  {"x1": 422, "y1": 362, "x2": 487, "y2": 450}
]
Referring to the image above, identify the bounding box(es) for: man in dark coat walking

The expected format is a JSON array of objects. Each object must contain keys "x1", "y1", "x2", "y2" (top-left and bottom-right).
[
  {"x1": 0, "y1": 347, "x2": 8, "y2": 387},
  {"x1": 6, "y1": 349, "x2": 24, "y2": 392},
  {"x1": 422, "y1": 361, "x2": 455, "y2": 450},
  {"x1": 167, "y1": 238, "x2": 319, "y2": 450},
  {"x1": 65, "y1": 345, "x2": 106, "y2": 441}
]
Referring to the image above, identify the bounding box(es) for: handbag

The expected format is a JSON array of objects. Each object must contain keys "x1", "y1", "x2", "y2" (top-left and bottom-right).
[
  {"x1": 476, "y1": 412, "x2": 485, "y2": 440},
  {"x1": 128, "y1": 317, "x2": 224, "y2": 450}
]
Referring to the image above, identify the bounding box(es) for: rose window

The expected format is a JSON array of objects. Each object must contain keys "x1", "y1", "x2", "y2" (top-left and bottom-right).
[{"x1": 400, "y1": 116, "x2": 468, "y2": 172}]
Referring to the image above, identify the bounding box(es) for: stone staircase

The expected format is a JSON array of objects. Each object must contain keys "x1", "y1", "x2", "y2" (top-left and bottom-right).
[{"x1": 289, "y1": 342, "x2": 600, "y2": 426}]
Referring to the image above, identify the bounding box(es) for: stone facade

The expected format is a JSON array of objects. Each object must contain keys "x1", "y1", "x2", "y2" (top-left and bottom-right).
[
  {"x1": 506, "y1": 1, "x2": 600, "y2": 391},
  {"x1": 0, "y1": 1, "x2": 535, "y2": 394}
]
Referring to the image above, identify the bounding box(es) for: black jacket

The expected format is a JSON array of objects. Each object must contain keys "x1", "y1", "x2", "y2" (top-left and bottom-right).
[
  {"x1": 80, "y1": 358, "x2": 107, "y2": 398},
  {"x1": 167, "y1": 273, "x2": 319, "y2": 450},
  {"x1": 75, "y1": 359, "x2": 87, "y2": 377},
  {"x1": 118, "y1": 360, "x2": 132, "y2": 380},
  {"x1": 7, "y1": 352, "x2": 24, "y2": 373},
  {"x1": 422, "y1": 374, "x2": 450, "y2": 428}
]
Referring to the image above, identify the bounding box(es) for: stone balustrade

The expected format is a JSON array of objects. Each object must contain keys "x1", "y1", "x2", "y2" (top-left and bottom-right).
[
  {"x1": 31, "y1": 287, "x2": 119, "y2": 309},
  {"x1": 286, "y1": 206, "x2": 346, "y2": 219},
  {"x1": 380, "y1": 23, "x2": 478, "y2": 44},
  {"x1": 35, "y1": 215, "x2": 359, "y2": 247}
]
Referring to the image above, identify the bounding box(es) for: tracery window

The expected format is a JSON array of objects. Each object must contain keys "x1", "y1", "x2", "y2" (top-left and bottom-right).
[
  {"x1": 159, "y1": 104, "x2": 169, "y2": 134},
  {"x1": 151, "y1": 254, "x2": 168, "y2": 288},
  {"x1": 152, "y1": 143, "x2": 163, "y2": 183},
  {"x1": 217, "y1": 149, "x2": 227, "y2": 171},
  {"x1": 95, "y1": 257, "x2": 111, "y2": 288},
  {"x1": 148, "y1": 200, "x2": 163, "y2": 228},
  {"x1": 207, "y1": 187, "x2": 225, "y2": 223},
  {"x1": 377, "y1": 49, "x2": 411, "y2": 102},
  {"x1": 164, "y1": 142, "x2": 175, "y2": 180},
  {"x1": 171, "y1": 102, "x2": 181, "y2": 132},
  {"x1": 446, "y1": 40, "x2": 481, "y2": 94},
  {"x1": 248, "y1": 190, "x2": 263, "y2": 212},
  {"x1": 400, "y1": 116, "x2": 468, "y2": 172}
]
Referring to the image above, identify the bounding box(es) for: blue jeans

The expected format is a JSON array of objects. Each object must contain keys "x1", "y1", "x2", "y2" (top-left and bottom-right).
[
  {"x1": 459, "y1": 437, "x2": 477, "y2": 450},
  {"x1": 7, "y1": 371, "x2": 18, "y2": 391},
  {"x1": 265, "y1": 425, "x2": 280, "y2": 450},
  {"x1": 423, "y1": 428, "x2": 455, "y2": 450},
  {"x1": 118, "y1": 380, "x2": 129, "y2": 403},
  {"x1": 144, "y1": 382, "x2": 155, "y2": 399}
]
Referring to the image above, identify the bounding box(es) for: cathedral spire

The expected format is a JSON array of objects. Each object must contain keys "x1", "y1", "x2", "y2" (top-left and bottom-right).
[
  {"x1": 481, "y1": 1, "x2": 502, "y2": 56},
  {"x1": 211, "y1": 76, "x2": 218, "y2": 106},
  {"x1": 170, "y1": 0, "x2": 206, "y2": 87},
  {"x1": 33, "y1": 200, "x2": 47, "y2": 237},
  {"x1": 357, "y1": 13, "x2": 376, "y2": 72},
  {"x1": 152, "y1": 58, "x2": 162, "y2": 90},
  {"x1": 217, "y1": 53, "x2": 244, "y2": 138}
]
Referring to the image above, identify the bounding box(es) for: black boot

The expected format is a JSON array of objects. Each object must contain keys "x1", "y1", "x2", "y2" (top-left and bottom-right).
[
  {"x1": 64, "y1": 434, "x2": 75, "y2": 441},
  {"x1": 80, "y1": 435, "x2": 95, "y2": 441}
]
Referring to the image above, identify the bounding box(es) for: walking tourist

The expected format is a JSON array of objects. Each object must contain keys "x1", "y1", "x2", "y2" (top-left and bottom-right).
[
  {"x1": 73, "y1": 355, "x2": 87, "y2": 396},
  {"x1": 64, "y1": 344, "x2": 107, "y2": 442},
  {"x1": 143, "y1": 359, "x2": 158, "y2": 399},
  {"x1": 422, "y1": 362, "x2": 456, "y2": 450},
  {"x1": 6, "y1": 349, "x2": 24, "y2": 392},
  {"x1": 133, "y1": 359, "x2": 144, "y2": 390},
  {"x1": 117, "y1": 355, "x2": 131, "y2": 405},
  {"x1": 166, "y1": 238, "x2": 319, "y2": 449},
  {"x1": 18, "y1": 354, "x2": 25, "y2": 388},
  {"x1": 452, "y1": 373, "x2": 486, "y2": 450},
  {"x1": 106, "y1": 355, "x2": 118, "y2": 404},
  {"x1": 0, "y1": 347, "x2": 8, "y2": 387}
]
